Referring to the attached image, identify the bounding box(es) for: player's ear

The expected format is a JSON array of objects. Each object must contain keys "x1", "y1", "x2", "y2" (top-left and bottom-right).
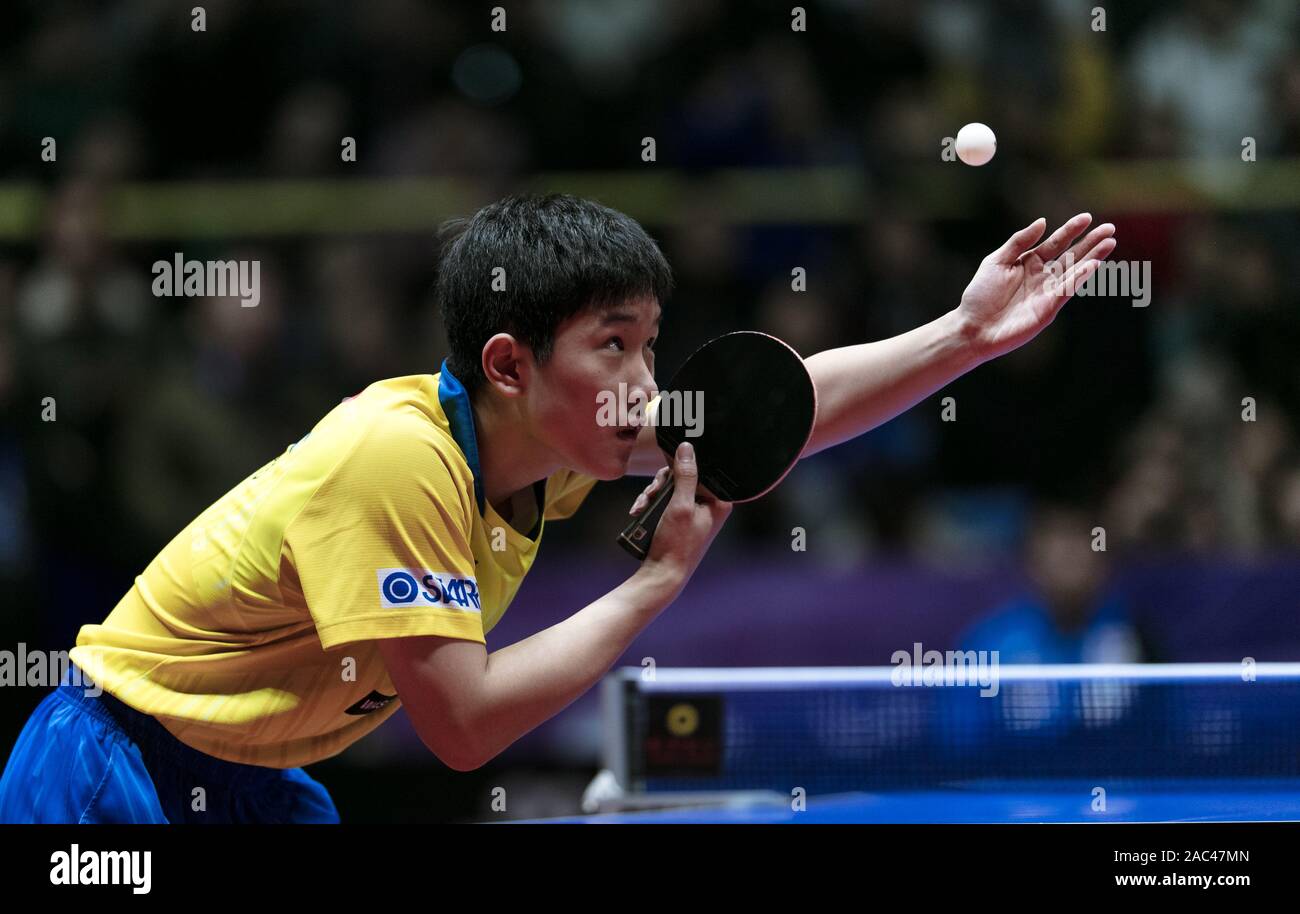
[{"x1": 481, "y1": 334, "x2": 528, "y2": 397}]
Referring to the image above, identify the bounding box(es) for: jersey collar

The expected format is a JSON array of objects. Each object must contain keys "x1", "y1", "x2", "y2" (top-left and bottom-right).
[{"x1": 437, "y1": 358, "x2": 545, "y2": 539}]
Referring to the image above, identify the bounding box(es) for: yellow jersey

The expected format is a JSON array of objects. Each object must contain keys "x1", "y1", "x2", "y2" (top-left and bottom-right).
[{"x1": 70, "y1": 362, "x2": 599, "y2": 768}]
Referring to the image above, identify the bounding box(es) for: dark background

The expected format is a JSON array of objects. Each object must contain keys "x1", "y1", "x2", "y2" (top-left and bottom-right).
[{"x1": 1, "y1": 0, "x2": 1298, "y2": 821}]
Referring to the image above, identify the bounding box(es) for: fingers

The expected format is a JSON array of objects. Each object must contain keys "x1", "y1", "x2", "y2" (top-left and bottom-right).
[
  {"x1": 667, "y1": 441, "x2": 698, "y2": 509},
  {"x1": 1051, "y1": 235, "x2": 1117, "y2": 294},
  {"x1": 1049, "y1": 248, "x2": 1109, "y2": 302},
  {"x1": 629, "y1": 465, "x2": 671, "y2": 514},
  {"x1": 1021, "y1": 213, "x2": 1091, "y2": 264},
  {"x1": 1075, "y1": 235, "x2": 1118, "y2": 267},
  {"x1": 1042, "y1": 230, "x2": 1119, "y2": 315},
  {"x1": 989, "y1": 217, "x2": 1046, "y2": 265},
  {"x1": 1059, "y1": 222, "x2": 1116, "y2": 267},
  {"x1": 628, "y1": 443, "x2": 699, "y2": 515}
]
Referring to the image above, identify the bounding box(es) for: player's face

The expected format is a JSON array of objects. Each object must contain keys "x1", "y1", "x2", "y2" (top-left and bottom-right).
[{"x1": 531, "y1": 295, "x2": 661, "y2": 480}]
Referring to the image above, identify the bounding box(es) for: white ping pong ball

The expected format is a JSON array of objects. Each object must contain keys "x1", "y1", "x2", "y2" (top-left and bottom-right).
[{"x1": 955, "y1": 122, "x2": 997, "y2": 166}]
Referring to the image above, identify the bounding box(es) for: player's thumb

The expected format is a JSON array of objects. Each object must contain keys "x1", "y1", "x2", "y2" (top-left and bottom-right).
[{"x1": 670, "y1": 441, "x2": 698, "y2": 506}]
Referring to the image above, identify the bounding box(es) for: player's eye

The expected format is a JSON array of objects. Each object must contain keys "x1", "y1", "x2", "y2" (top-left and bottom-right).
[{"x1": 605, "y1": 336, "x2": 624, "y2": 351}]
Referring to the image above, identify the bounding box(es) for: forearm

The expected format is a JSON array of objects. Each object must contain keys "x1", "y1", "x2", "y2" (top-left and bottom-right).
[
  {"x1": 469, "y1": 566, "x2": 682, "y2": 764},
  {"x1": 802, "y1": 308, "x2": 983, "y2": 458}
]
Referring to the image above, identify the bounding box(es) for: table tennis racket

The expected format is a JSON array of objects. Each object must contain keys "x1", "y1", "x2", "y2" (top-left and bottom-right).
[{"x1": 617, "y1": 330, "x2": 818, "y2": 561}]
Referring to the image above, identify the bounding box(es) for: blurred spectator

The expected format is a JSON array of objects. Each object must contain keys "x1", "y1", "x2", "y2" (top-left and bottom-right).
[
  {"x1": 1269, "y1": 461, "x2": 1300, "y2": 547},
  {"x1": 959, "y1": 502, "x2": 1145, "y2": 663},
  {"x1": 111, "y1": 252, "x2": 309, "y2": 548},
  {"x1": 0, "y1": 260, "x2": 31, "y2": 583},
  {"x1": 1126, "y1": 0, "x2": 1297, "y2": 190},
  {"x1": 0, "y1": 0, "x2": 1294, "y2": 667},
  {"x1": 14, "y1": 180, "x2": 154, "y2": 568}
]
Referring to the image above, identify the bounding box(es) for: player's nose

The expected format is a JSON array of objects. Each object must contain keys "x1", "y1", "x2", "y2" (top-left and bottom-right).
[{"x1": 627, "y1": 367, "x2": 657, "y2": 426}]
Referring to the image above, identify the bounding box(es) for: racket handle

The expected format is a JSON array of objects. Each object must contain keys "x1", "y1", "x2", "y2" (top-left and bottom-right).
[{"x1": 616, "y1": 480, "x2": 676, "y2": 561}]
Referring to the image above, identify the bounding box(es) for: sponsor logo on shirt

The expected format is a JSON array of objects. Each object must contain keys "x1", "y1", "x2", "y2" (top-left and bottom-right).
[
  {"x1": 377, "y1": 568, "x2": 481, "y2": 612},
  {"x1": 344, "y1": 690, "x2": 398, "y2": 716}
]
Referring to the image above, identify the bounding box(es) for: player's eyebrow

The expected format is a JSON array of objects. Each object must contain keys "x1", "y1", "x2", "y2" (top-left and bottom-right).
[{"x1": 599, "y1": 308, "x2": 663, "y2": 328}]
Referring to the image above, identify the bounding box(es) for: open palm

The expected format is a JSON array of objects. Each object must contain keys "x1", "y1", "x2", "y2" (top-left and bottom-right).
[{"x1": 959, "y1": 214, "x2": 1117, "y2": 362}]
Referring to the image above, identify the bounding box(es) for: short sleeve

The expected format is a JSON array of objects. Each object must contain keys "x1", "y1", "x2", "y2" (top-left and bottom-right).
[
  {"x1": 285, "y1": 411, "x2": 485, "y2": 650},
  {"x1": 544, "y1": 468, "x2": 600, "y2": 521}
]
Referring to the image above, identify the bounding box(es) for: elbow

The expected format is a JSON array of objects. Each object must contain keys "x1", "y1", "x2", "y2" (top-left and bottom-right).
[
  {"x1": 438, "y1": 746, "x2": 487, "y2": 772},
  {"x1": 437, "y1": 751, "x2": 483, "y2": 773},
  {"x1": 419, "y1": 723, "x2": 492, "y2": 772}
]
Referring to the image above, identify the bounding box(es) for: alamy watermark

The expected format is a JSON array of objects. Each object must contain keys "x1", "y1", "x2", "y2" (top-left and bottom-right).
[
  {"x1": 891, "y1": 642, "x2": 1000, "y2": 697},
  {"x1": 596, "y1": 385, "x2": 704, "y2": 436},
  {"x1": 152, "y1": 253, "x2": 261, "y2": 308},
  {"x1": 1050, "y1": 253, "x2": 1151, "y2": 307},
  {"x1": 0, "y1": 644, "x2": 102, "y2": 696},
  {"x1": 50, "y1": 844, "x2": 151, "y2": 894}
]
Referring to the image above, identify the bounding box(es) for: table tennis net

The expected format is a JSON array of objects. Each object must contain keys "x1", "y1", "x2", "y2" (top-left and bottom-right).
[{"x1": 601, "y1": 665, "x2": 1300, "y2": 795}]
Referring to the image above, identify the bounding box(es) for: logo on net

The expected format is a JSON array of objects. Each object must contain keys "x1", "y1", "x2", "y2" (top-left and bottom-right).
[{"x1": 377, "y1": 569, "x2": 480, "y2": 612}]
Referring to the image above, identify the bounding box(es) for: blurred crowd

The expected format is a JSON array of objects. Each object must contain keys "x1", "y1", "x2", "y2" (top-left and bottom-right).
[{"x1": 1, "y1": 0, "x2": 1299, "y2": 656}]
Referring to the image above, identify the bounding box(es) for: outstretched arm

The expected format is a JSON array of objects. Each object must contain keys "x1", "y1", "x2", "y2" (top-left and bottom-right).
[{"x1": 801, "y1": 213, "x2": 1116, "y2": 459}]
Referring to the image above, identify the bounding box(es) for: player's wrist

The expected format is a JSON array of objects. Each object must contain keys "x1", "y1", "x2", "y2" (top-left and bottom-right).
[
  {"x1": 630, "y1": 559, "x2": 689, "y2": 610},
  {"x1": 942, "y1": 307, "x2": 993, "y2": 368}
]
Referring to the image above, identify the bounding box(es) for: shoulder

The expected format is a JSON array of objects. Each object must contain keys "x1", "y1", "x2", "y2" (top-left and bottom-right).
[{"x1": 293, "y1": 378, "x2": 477, "y2": 524}]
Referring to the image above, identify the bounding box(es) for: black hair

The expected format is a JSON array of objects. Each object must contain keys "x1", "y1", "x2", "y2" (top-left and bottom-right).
[{"x1": 435, "y1": 193, "x2": 674, "y2": 399}]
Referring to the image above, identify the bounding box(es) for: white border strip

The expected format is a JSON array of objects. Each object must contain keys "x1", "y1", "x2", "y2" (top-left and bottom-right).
[{"x1": 621, "y1": 663, "x2": 1300, "y2": 691}]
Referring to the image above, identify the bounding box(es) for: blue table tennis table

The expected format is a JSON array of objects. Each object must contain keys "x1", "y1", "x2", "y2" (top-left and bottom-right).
[
  {"x1": 534, "y1": 779, "x2": 1300, "y2": 823},
  {"x1": 524, "y1": 665, "x2": 1300, "y2": 824}
]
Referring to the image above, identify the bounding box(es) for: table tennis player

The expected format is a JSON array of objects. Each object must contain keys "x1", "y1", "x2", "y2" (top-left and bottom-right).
[{"x1": 0, "y1": 192, "x2": 1115, "y2": 823}]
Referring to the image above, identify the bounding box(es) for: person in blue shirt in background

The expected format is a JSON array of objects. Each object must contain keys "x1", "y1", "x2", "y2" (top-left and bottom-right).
[{"x1": 959, "y1": 501, "x2": 1145, "y2": 664}]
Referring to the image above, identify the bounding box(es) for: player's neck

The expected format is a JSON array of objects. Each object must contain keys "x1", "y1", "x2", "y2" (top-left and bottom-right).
[{"x1": 472, "y1": 392, "x2": 559, "y2": 512}]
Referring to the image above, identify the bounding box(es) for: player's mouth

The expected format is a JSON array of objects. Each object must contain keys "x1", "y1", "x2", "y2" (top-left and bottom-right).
[{"x1": 616, "y1": 427, "x2": 638, "y2": 442}]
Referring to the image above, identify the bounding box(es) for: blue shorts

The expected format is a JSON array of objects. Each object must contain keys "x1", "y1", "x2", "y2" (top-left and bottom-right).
[{"x1": 0, "y1": 665, "x2": 340, "y2": 824}]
